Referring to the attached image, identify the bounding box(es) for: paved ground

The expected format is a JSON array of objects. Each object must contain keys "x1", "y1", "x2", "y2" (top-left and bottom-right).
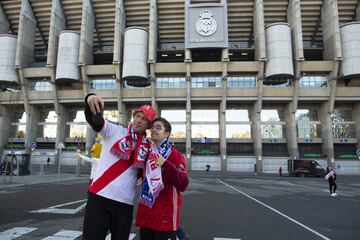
[{"x1": 1, "y1": 171, "x2": 360, "y2": 239}]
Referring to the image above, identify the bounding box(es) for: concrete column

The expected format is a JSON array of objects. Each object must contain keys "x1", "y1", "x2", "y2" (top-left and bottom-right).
[
  {"x1": 353, "y1": 103, "x2": 360, "y2": 150},
  {"x1": 220, "y1": 49, "x2": 228, "y2": 171},
  {"x1": 150, "y1": 65, "x2": 157, "y2": 111},
  {"x1": 55, "y1": 104, "x2": 68, "y2": 164},
  {"x1": 322, "y1": 0, "x2": 342, "y2": 60},
  {"x1": 287, "y1": 0, "x2": 304, "y2": 62},
  {"x1": 185, "y1": 49, "x2": 191, "y2": 169},
  {"x1": 115, "y1": 64, "x2": 126, "y2": 124},
  {"x1": 287, "y1": 0, "x2": 304, "y2": 114},
  {"x1": 47, "y1": 0, "x2": 65, "y2": 117},
  {"x1": 17, "y1": 68, "x2": 30, "y2": 123},
  {"x1": 113, "y1": 0, "x2": 126, "y2": 64},
  {"x1": 284, "y1": 103, "x2": 298, "y2": 158},
  {"x1": 85, "y1": 126, "x2": 96, "y2": 156},
  {"x1": 148, "y1": 0, "x2": 157, "y2": 63},
  {"x1": 253, "y1": 61, "x2": 264, "y2": 173},
  {"x1": 356, "y1": 3, "x2": 360, "y2": 21},
  {"x1": 319, "y1": 102, "x2": 334, "y2": 165},
  {"x1": 46, "y1": 0, "x2": 66, "y2": 67},
  {"x1": 79, "y1": 0, "x2": 94, "y2": 65},
  {"x1": 0, "y1": 5, "x2": 10, "y2": 34},
  {"x1": 25, "y1": 105, "x2": 40, "y2": 155},
  {"x1": 80, "y1": 66, "x2": 93, "y2": 154},
  {"x1": 328, "y1": 61, "x2": 340, "y2": 113},
  {"x1": 148, "y1": 0, "x2": 158, "y2": 111},
  {"x1": 252, "y1": 103, "x2": 262, "y2": 173},
  {"x1": 80, "y1": 66, "x2": 89, "y2": 100},
  {"x1": 0, "y1": 105, "x2": 12, "y2": 157},
  {"x1": 15, "y1": 0, "x2": 37, "y2": 68},
  {"x1": 253, "y1": 0, "x2": 266, "y2": 61}
]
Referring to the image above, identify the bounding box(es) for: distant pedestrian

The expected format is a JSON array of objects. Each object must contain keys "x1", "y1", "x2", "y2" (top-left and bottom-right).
[
  {"x1": 47, "y1": 157, "x2": 50, "y2": 165},
  {"x1": 278, "y1": 166, "x2": 282, "y2": 176},
  {"x1": 326, "y1": 166, "x2": 337, "y2": 196},
  {"x1": 206, "y1": 164, "x2": 210, "y2": 172}
]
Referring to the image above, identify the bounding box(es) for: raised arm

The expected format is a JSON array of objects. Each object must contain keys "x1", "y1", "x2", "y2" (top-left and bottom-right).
[
  {"x1": 84, "y1": 93, "x2": 105, "y2": 132},
  {"x1": 159, "y1": 151, "x2": 189, "y2": 192}
]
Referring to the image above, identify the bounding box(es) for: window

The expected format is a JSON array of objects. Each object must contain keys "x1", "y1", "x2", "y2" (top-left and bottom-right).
[
  {"x1": 161, "y1": 110, "x2": 186, "y2": 138},
  {"x1": 191, "y1": 76, "x2": 221, "y2": 88},
  {"x1": 29, "y1": 80, "x2": 52, "y2": 91},
  {"x1": 90, "y1": 79, "x2": 116, "y2": 89},
  {"x1": 296, "y1": 109, "x2": 321, "y2": 138},
  {"x1": 299, "y1": 75, "x2": 327, "y2": 87},
  {"x1": 69, "y1": 111, "x2": 87, "y2": 138},
  {"x1": 261, "y1": 109, "x2": 285, "y2": 138},
  {"x1": 263, "y1": 79, "x2": 291, "y2": 87},
  {"x1": 156, "y1": 76, "x2": 186, "y2": 88},
  {"x1": 331, "y1": 109, "x2": 355, "y2": 138},
  {"x1": 191, "y1": 110, "x2": 219, "y2": 138},
  {"x1": 104, "y1": 110, "x2": 120, "y2": 122},
  {"x1": 227, "y1": 76, "x2": 256, "y2": 87},
  {"x1": 43, "y1": 111, "x2": 57, "y2": 138},
  {"x1": 225, "y1": 109, "x2": 251, "y2": 138}
]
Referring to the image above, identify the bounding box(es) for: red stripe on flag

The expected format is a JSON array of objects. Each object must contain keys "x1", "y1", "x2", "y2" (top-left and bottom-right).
[{"x1": 89, "y1": 160, "x2": 133, "y2": 194}]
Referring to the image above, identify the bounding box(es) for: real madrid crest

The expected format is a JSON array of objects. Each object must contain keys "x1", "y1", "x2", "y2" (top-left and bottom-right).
[{"x1": 196, "y1": 9, "x2": 217, "y2": 36}]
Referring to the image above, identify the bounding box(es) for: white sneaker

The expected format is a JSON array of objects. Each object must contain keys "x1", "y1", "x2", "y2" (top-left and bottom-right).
[
  {"x1": 331, "y1": 193, "x2": 336, "y2": 196},
  {"x1": 333, "y1": 193, "x2": 338, "y2": 196}
]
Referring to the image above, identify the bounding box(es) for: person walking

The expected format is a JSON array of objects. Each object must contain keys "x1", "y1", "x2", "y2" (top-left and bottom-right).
[
  {"x1": 326, "y1": 166, "x2": 337, "y2": 196},
  {"x1": 278, "y1": 166, "x2": 283, "y2": 176},
  {"x1": 136, "y1": 117, "x2": 189, "y2": 240},
  {"x1": 82, "y1": 93, "x2": 156, "y2": 240}
]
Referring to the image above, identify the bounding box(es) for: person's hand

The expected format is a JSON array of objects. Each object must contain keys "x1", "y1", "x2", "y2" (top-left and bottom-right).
[
  {"x1": 87, "y1": 95, "x2": 104, "y2": 115},
  {"x1": 156, "y1": 155, "x2": 165, "y2": 167}
]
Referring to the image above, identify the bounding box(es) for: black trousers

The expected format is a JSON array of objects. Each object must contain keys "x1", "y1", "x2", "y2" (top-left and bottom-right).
[
  {"x1": 82, "y1": 193, "x2": 133, "y2": 240},
  {"x1": 329, "y1": 180, "x2": 337, "y2": 194},
  {"x1": 140, "y1": 227, "x2": 177, "y2": 240}
]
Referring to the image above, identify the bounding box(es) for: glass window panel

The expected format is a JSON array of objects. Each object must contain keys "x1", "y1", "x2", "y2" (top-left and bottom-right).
[
  {"x1": 170, "y1": 124, "x2": 186, "y2": 138},
  {"x1": 70, "y1": 125, "x2": 87, "y2": 138},
  {"x1": 299, "y1": 75, "x2": 327, "y2": 87},
  {"x1": 227, "y1": 76, "x2": 256, "y2": 88},
  {"x1": 191, "y1": 76, "x2": 221, "y2": 88},
  {"x1": 45, "y1": 111, "x2": 57, "y2": 123},
  {"x1": 104, "y1": 110, "x2": 119, "y2": 122},
  {"x1": 74, "y1": 111, "x2": 85, "y2": 122},
  {"x1": 295, "y1": 109, "x2": 310, "y2": 121},
  {"x1": 226, "y1": 109, "x2": 249, "y2": 121},
  {"x1": 332, "y1": 123, "x2": 352, "y2": 138},
  {"x1": 331, "y1": 109, "x2": 352, "y2": 122},
  {"x1": 29, "y1": 81, "x2": 52, "y2": 91},
  {"x1": 161, "y1": 110, "x2": 186, "y2": 122},
  {"x1": 43, "y1": 125, "x2": 57, "y2": 138},
  {"x1": 261, "y1": 110, "x2": 280, "y2": 121},
  {"x1": 226, "y1": 125, "x2": 251, "y2": 138},
  {"x1": 192, "y1": 124, "x2": 219, "y2": 138},
  {"x1": 156, "y1": 76, "x2": 185, "y2": 88},
  {"x1": 192, "y1": 110, "x2": 218, "y2": 122},
  {"x1": 261, "y1": 125, "x2": 283, "y2": 138},
  {"x1": 297, "y1": 123, "x2": 321, "y2": 138},
  {"x1": 90, "y1": 79, "x2": 116, "y2": 89}
]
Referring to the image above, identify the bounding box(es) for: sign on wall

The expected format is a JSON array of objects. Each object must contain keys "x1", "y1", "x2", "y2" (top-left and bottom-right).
[{"x1": 185, "y1": 3, "x2": 228, "y2": 49}]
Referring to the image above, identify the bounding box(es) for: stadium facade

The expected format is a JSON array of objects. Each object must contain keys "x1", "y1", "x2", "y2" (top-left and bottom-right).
[{"x1": 0, "y1": 0, "x2": 360, "y2": 174}]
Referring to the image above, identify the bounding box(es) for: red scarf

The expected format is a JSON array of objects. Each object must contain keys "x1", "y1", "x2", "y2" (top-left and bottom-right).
[{"x1": 110, "y1": 124, "x2": 150, "y2": 169}]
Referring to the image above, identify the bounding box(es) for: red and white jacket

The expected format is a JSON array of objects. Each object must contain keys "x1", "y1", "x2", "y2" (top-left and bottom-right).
[{"x1": 135, "y1": 147, "x2": 189, "y2": 231}]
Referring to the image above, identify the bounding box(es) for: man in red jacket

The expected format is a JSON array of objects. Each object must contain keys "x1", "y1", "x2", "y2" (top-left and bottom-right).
[{"x1": 136, "y1": 117, "x2": 189, "y2": 240}]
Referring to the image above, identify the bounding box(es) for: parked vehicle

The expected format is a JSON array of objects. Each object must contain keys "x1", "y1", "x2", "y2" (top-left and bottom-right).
[{"x1": 288, "y1": 159, "x2": 326, "y2": 177}]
